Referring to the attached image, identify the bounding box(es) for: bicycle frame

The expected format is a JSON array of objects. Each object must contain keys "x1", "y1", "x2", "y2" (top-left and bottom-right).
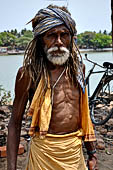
[
  {"x1": 84, "y1": 54, "x2": 113, "y2": 125},
  {"x1": 88, "y1": 70, "x2": 110, "y2": 101},
  {"x1": 85, "y1": 55, "x2": 113, "y2": 103}
]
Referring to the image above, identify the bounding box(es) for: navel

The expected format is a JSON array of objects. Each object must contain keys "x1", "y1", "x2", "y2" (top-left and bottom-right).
[{"x1": 69, "y1": 115, "x2": 72, "y2": 119}]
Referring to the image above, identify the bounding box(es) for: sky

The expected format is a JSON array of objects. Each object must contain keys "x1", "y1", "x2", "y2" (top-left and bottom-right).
[{"x1": 0, "y1": 0, "x2": 112, "y2": 34}]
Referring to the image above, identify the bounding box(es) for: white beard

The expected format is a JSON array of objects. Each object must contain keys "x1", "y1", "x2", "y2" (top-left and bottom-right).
[{"x1": 45, "y1": 46, "x2": 70, "y2": 65}]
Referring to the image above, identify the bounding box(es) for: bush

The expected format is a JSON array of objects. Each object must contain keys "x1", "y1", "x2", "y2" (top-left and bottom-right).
[{"x1": 0, "y1": 85, "x2": 12, "y2": 105}]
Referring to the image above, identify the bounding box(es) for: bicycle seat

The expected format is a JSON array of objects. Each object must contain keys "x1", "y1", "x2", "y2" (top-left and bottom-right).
[{"x1": 103, "y1": 62, "x2": 113, "y2": 69}]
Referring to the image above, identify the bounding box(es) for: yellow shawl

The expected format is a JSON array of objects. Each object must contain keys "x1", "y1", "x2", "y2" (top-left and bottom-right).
[{"x1": 28, "y1": 76, "x2": 96, "y2": 142}]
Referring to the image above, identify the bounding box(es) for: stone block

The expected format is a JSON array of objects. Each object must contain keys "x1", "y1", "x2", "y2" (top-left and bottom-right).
[{"x1": 0, "y1": 144, "x2": 24, "y2": 158}]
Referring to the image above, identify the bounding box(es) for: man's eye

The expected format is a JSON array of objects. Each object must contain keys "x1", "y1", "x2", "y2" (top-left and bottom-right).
[
  {"x1": 47, "y1": 33, "x2": 56, "y2": 38},
  {"x1": 61, "y1": 32, "x2": 69, "y2": 37}
]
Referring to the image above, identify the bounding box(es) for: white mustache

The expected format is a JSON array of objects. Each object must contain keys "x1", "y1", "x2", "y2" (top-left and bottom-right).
[
  {"x1": 47, "y1": 46, "x2": 69, "y2": 54},
  {"x1": 46, "y1": 46, "x2": 70, "y2": 65}
]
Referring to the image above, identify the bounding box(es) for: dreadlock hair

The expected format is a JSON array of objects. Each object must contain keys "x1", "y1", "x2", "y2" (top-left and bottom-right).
[
  {"x1": 23, "y1": 5, "x2": 81, "y2": 91},
  {"x1": 65, "y1": 39, "x2": 80, "y2": 86},
  {"x1": 23, "y1": 35, "x2": 49, "y2": 90}
]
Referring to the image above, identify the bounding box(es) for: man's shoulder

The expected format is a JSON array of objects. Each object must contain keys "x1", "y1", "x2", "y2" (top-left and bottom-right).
[
  {"x1": 15, "y1": 66, "x2": 32, "y2": 88},
  {"x1": 17, "y1": 66, "x2": 30, "y2": 80},
  {"x1": 15, "y1": 67, "x2": 33, "y2": 95}
]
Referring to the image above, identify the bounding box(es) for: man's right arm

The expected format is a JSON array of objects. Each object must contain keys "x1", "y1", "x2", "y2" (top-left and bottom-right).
[{"x1": 7, "y1": 68, "x2": 31, "y2": 170}]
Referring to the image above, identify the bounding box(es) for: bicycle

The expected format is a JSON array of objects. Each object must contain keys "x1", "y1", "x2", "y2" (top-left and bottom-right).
[{"x1": 84, "y1": 54, "x2": 113, "y2": 125}]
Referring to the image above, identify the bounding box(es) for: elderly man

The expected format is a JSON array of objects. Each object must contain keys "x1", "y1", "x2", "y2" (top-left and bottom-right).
[{"x1": 7, "y1": 5, "x2": 98, "y2": 170}]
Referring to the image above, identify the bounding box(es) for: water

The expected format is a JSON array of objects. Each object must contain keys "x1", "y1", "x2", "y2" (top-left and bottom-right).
[
  {"x1": 0, "y1": 51, "x2": 112, "y2": 99},
  {"x1": 0, "y1": 55, "x2": 23, "y2": 98}
]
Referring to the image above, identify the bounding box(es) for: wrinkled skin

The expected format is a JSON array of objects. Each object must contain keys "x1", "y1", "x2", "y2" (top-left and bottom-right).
[{"x1": 7, "y1": 25, "x2": 98, "y2": 170}]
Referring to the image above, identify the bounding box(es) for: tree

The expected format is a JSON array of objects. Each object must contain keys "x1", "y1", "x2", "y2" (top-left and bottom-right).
[
  {"x1": 0, "y1": 32, "x2": 16, "y2": 47},
  {"x1": 99, "y1": 30, "x2": 102, "y2": 34},
  {"x1": 0, "y1": 28, "x2": 33, "y2": 50},
  {"x1": 23, "y1": 30, "x2": 33, "y2": 38},
  {"x1": 0, "y1": 39, "x2": 3, "y2": 46},
  {"x1": 103, "y1": 30, "x2": 107, "y2": 35},
  {"x1": 91, "y1": 33, "x2": 112, "y2": 49},
  {"x1": 21, "y1": 28, "x2": 27, "y2": 35},
  {"x1": 109, "y1": 31, "x2": 112, "y2": 36},
  {"x1": 77, "y1": 31, "x2": 112, "y2": 49},
  {"x1": 0, "y1": 85, "x2": 11, "y2": 106},
  {"x1": 16, "y1": 36, "x2": 32, "y2": 50},
  {"x1": 77, "y1": 31, "x2": 96, "y2": 49}
]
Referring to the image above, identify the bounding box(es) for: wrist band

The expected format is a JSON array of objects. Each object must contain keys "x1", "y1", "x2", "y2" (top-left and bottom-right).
[{"x1": 87, "y1": 149, "x2": 96, "y2": 155}]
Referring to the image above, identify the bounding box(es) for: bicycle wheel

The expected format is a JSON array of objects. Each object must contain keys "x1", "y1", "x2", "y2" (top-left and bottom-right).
[{"x1": 90, "y1": 75, "x2": 113, "y2": 125}]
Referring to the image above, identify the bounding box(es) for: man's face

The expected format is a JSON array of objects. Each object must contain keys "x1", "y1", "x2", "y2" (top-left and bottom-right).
[{"x1": 42, "y1": 25, "x2": 71, "y2": 65}]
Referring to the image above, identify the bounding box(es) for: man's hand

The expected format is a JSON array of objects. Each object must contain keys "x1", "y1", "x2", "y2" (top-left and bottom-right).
[
  {"x1": 87, "y1": 153, "x2": 98, "y2": 170},
  {"x1": 84, "y1": 141, "x2": 98, "y2": 170}
]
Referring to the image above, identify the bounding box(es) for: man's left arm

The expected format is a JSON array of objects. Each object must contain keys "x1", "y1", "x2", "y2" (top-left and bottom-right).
[{"x1": 84, "y1": 141, "x2": 98, "y2": 170}]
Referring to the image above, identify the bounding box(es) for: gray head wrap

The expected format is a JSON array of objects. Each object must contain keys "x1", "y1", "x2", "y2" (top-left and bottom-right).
[{"x1": 32, "y1": 7, "x2": 77, "y2": 38}]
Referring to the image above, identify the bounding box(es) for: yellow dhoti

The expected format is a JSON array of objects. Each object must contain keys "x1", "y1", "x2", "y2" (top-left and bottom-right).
[{"x1": 26, "y1": 130, "x2": 88, "y2": 170}]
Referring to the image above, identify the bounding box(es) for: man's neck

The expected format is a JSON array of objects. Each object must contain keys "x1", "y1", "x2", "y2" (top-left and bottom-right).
[{"x1": 47, "y1": 60, "x2": 65, "y2": 71}]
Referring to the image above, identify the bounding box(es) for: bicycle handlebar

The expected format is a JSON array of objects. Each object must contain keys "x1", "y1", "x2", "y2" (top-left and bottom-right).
[{"x1": 84, "y1": 54, "x2": 104, "y2": 68}]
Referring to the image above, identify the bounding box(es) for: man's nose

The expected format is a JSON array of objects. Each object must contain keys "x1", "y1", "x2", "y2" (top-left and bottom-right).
[{"x1": 55, "y1": 35, "x2": 63, "y2": 46}]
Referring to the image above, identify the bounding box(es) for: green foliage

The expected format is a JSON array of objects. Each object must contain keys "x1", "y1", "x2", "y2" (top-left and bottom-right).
[
  {"x1": 77, "y1": 31, "x2": 95, "y2": 48},
  {"x1": 21, "y1": 28, "x2": 27, "y2": 35},
  {"x1": 0, "y1": 32, "x2": 16, "y2": 47},
  {"x1": 0, "y1": 39, "x2": 3, "y2": 46},
  {"x1": 103, "y1": 30, "x2": 107, "y2": 35},
  {"x1": 0, "y1": 85, "x2": 12, "y2": 106},
  {"x1": 0, "y1": 29, "x2": 33, "y2": 50},
  {"x1": 77, "y1": 31, "x2": 112, "y2": 49},
  {"x1": 23, "y1": 30, "x2": 33, "y2": 38},
  {"x1": 16, "y1": 36, "x2": 32, "y2": 50},
  {"x1": 91, "y1": 33, "x2": 112, "y2": 49},
  {"x1": 11, "y1": 29, "x2": 18, "y2": 36}
]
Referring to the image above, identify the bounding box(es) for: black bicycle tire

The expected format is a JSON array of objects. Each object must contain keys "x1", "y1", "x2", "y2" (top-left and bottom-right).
[{"x1": 90, "y1": 75, "x2": 113, "y2": 125}]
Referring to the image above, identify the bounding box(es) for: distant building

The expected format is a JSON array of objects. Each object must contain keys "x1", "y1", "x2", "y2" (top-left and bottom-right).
[{"x1": 0, "y1": 47, "x2": 8, "y2": 53}]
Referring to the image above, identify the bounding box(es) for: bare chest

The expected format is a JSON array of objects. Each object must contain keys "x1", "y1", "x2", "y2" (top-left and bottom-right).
[
  {"x1": 50, "y1": 68, "x2": 79, "y2": 104},
  {"x1": 52, "y1": 78, "x2": 79, "y2": 105},
  {"x1": 48, "y1": 68, "x2": 80, "y2": 134}
]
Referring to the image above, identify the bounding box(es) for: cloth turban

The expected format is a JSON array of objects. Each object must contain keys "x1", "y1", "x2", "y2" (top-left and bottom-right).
[{"x1": 32, "y1": 7, "x2": 77, "y2": 38}]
